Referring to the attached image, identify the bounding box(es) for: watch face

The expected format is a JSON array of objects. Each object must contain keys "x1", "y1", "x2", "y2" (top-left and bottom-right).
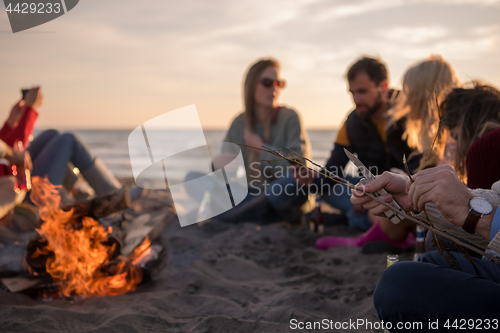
[{"x1": 470, "y1": 197, "x2": 493, "y2": 215}]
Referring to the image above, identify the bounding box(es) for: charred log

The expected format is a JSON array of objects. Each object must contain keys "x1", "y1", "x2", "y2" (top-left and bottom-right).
[
  {"x1": 64, "y1": 187, "x2": 131, "y2": 220},
  {"x1": 25, "y1": 238, "x2": 54, "y2": 274}
]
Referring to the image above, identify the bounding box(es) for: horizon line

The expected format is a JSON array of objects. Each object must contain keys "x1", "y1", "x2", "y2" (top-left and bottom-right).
[{"x1": 34, "y1": 126, "x2": 340, "y2": 131}]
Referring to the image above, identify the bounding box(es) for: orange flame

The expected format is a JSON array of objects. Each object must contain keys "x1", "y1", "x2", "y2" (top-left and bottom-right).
[
  {"x1": 131, "y1": 237, "x2": 152, "y2": 265},
  {"x1": 30, "y1": 176, "x2": 148, "y2": 298}
]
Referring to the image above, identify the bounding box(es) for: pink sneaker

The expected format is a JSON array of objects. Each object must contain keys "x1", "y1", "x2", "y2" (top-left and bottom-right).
[{"x1": 315, "y1": 221, "x2": 415, "y2": 250}]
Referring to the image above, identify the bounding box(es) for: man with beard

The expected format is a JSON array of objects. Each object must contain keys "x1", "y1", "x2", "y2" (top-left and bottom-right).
[{"x1": 306, "y1": 56, "x2": 419, "y2": 231}]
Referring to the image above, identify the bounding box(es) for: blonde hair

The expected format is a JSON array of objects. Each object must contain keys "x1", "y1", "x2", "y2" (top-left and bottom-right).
[{"x1": 389, "y1": 55, "x2": 460, "y2": 168}]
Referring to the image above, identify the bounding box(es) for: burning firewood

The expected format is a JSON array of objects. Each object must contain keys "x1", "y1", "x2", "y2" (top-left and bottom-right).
[
  {"x1": 0, "y1": 176, "x2": 168, "y2": 299},
  {"x1": 64, "y1": 186, "x2": 131, "y2": 220}
]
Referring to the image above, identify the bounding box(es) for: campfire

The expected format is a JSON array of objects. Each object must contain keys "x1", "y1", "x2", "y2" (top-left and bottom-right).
[{"x1": 1, "y1": 177, "x2": 167, "y2": 299}]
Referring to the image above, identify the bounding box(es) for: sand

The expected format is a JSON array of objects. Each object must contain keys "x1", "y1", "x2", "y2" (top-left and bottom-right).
[{"x1": 0, "y1": 186, "x2": 412, "y2": 333}]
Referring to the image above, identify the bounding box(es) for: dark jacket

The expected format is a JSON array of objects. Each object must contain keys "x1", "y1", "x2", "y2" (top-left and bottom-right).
[{"x1": 317, "y1": 105, "x2": 420, "y2": 186}]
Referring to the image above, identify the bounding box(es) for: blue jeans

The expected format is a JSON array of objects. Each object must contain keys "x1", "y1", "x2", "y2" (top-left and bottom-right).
[
  {"x1": 374, "y1": 251, "x2": 500, "y2": 332},
  {"x1": 28, "y1": 129, "x2": 95, "y2": 186},
  {"x1": 267, "y1": 173, "x2": 371, "y2": 230},
  {"x1": 184, "y1": 171, "x2": 309, "y2": 222}
]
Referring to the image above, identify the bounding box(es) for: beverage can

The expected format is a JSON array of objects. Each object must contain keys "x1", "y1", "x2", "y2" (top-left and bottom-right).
[{"x1": 386, "y1": 254, "x2": 399, "y2": 267}]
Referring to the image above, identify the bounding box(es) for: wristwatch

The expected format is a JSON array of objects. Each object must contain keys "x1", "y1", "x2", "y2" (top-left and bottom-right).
[{"x1": 462, "y1": 197, "x2": 493, "y2": 234}]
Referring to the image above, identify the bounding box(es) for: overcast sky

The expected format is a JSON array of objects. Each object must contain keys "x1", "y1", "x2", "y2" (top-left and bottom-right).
[{"x1": 1, "y1": 0, "x2": 500, "y2": 129}]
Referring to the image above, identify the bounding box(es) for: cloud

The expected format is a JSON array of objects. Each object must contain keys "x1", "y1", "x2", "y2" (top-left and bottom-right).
[
  {"x1": 378, "y1": 26, "x2": 451, "y2": 44},
  {"x1": 1, "y1": 0, "x2": 500, "y2": 129},
  {"x1": 435, "y1": 0, "x2": 499, "y2": 5},
  {"x1": 472, "y1": 24, "x2": 500, "y2": 36},
  {"x1": 372, "y1": 23, "x2": 500, "y2": 60},
  {"x1": 314, "y1": 0, "x2": 405, "y2": 21}
]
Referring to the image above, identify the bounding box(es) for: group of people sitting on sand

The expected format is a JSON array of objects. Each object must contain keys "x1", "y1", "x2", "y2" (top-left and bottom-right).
[
  {"x1": 197, "y1": 55, "x2": 499, "y2": 332},
  {"x1": 2, "y1": 54, "x2": 499, "y2": 331}
]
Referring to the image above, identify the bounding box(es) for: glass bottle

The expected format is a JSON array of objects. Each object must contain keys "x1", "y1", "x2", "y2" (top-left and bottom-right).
[
  {"x1": 12, "y1": 141, "x2": 31, "y2": 193},
  {"x1": 384, "y1": 255, "x2": 399, "y2": 333},
  {"x1": 309, "y1": 196, "x2": 324, "y2": 234},
  {"x1": 413, "y1": 225, "x2": 425, "y2": 261},
  {"x1": 386, "y1": 254, "x2": 399, "y2": 267}
]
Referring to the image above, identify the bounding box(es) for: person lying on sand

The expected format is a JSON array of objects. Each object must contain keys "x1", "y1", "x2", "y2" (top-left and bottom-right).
[{"x1": 0, "y1": 88, "x2": 141, "y2": 223}]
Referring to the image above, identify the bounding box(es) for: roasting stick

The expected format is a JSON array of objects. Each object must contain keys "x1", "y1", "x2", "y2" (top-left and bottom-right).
[
  {"x1": 344, "y1": 148, "x2": 403, "y2": 224},
  {"x1": 241, "y1": 144, "x2": 500, "y2": 264}
]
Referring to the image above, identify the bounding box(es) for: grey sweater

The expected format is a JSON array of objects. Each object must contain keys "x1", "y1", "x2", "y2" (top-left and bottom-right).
[{"x1": 223, "y1": 106, "x2": 311, "y2": 186}]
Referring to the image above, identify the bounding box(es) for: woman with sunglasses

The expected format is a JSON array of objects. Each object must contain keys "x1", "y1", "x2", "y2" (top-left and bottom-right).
[{"x1": 214, "y1": 58, "x2": 311, "y2": 223}]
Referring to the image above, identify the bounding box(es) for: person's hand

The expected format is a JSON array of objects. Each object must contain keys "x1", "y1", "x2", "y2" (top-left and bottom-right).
[
  {"x1": 19, "y1": 151, "x2": 33, "y2": 172},
  {"x1": 290, "y1": 164, "x2": 317, "y2": 186},
  {"x1": 24, "y1": 87, "x2": 43, "y2": 110},
  {"x1": 352, "y1": 203, "x2": 367, "y2": 215},
  {"x1": 350, "y1": 171, "x2": 410, "y2": 216},
  {"x1": 5, "y1": 148, "x2": 32, "y2": 172},
  {"x1": 243, "y1": 128, "x2": 263, "y2": 153},
  {"x1": 407, "y1": 164, "x2": 472, "y2": 226},
  {"x1": 6, "y1": 100, "x2": 26, "y2": 127}
]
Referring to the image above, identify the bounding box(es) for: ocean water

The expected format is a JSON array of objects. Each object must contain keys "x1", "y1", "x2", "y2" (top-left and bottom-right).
[{"x1": 35, "y1": 129, "x2": 338, "y2": 182}]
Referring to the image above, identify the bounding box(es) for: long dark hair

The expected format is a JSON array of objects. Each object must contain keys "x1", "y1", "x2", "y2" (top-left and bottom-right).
[
  {"x1": 440, "y1": 82, "x2": 500, "y2": 178},
  {"x1": 243, "y1": 58, "x2": 280, "y2": 132}
]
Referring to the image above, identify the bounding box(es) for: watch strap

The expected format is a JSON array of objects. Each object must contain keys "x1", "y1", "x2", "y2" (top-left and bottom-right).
[{"x1": 462, "y1": 208, "x2": 482, "y2": 234}]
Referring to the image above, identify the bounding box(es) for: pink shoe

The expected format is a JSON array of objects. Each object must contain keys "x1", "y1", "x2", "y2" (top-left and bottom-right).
[
  {"x1": 316, "y1": 235, "x2": 358, "y2": 250},
  {"x1": 315, "y1": 221, "x2": 416, "y2": 251}
]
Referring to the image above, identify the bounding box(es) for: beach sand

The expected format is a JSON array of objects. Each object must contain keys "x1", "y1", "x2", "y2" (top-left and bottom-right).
[{"x1": 0, "y1": 185, "x2": 412, "y2": 333}]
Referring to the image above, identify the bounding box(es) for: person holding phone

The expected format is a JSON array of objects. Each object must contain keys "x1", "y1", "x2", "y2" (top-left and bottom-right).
[
  {"x1": 0, "y1": 87, "x2": 141, "y2": 222},
  {"x1": 0, "y1": 87, "x2": 42, "y2": 220},
  {"x1": 0, "y1": 87, "x2": 42, "y2": 179},
  {"x1": 0, "y1": 87, "x2": 42, "y2": 153}
]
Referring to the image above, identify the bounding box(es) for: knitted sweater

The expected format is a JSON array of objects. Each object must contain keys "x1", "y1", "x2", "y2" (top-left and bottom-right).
[
  {"x1": 223, "y1": 106, "x2": 311, "y2": 186},
  {"x1": 466, "y1": 128, "x2": 500, "y2": 190},
  {"x1": 415, "y1": 180, "x2": 500, "y2": 254}
]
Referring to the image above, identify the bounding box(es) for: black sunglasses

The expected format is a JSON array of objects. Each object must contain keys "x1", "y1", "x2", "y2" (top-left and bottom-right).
[{"x1": 260, "y1": 78, "x2": 286, "y2": 88}]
